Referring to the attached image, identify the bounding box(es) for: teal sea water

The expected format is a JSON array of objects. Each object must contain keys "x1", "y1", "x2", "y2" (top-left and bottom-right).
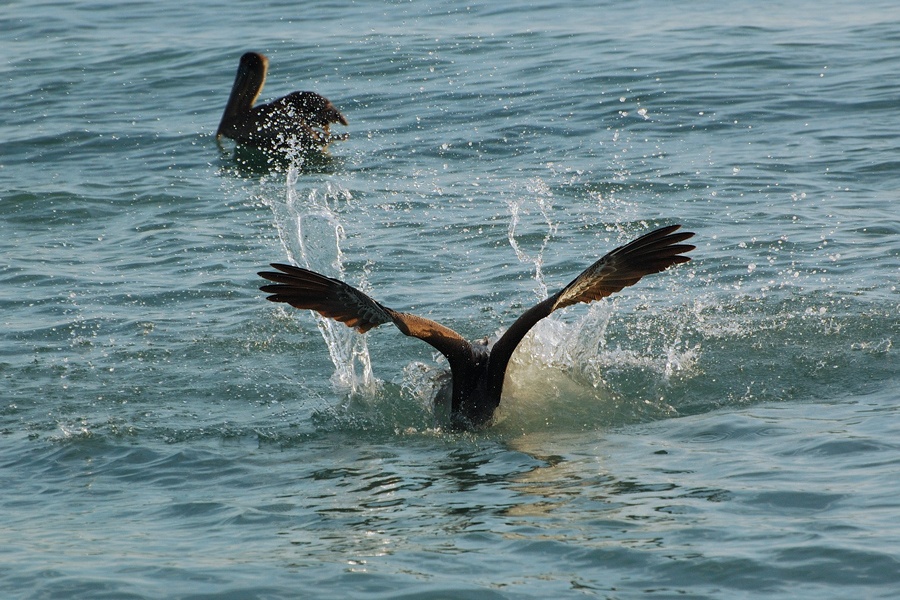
[{"x1": 3, "y1": 1, "x2": 900, "y2": 598}]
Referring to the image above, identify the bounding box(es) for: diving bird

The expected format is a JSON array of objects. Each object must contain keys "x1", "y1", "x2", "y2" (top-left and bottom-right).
[
  {"x1": 259, "y1": 225, "x2": 695, "y2": 431},
  {"x1": 216, "y1": 52, "x2": 348, "y2": 152}
]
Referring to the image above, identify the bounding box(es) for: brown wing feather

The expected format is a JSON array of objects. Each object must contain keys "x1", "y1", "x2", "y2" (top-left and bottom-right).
[
  {"x1": 385, "y1": 311, "x2": 476, "y2": 369},
  {"x1": 553, "y1": 224, "x2": 695, "y2": 309},
  {"x1": 259, "y1": 264, "x2": 476, "y2": 373},
  {"x1": 259, "y1": 263, "x2": 392, "y2": 333}
]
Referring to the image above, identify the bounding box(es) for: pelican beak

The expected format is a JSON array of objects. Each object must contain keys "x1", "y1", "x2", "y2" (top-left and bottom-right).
[{"x1": 329, "y1": 107, "x2": 349, "y2": 127}]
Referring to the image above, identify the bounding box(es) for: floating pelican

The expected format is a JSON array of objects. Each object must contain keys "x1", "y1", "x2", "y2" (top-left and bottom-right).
[
  {"x1": 216, "y1": 52, "x2": 348, "y2": 152},
  {"x1": 259, "y1": 225, "x2": 695, "y2": 431}
]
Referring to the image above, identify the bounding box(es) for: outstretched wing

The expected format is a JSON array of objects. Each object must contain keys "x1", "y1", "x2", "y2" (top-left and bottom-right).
[
  {"x1": 553, "y1": 224, "x2": 695, "y2": 310},
  {"x1": 259, "y1": 264, "x2": 476, "y2": 372},
  {"x1": 259, "y1": 263, "x2": 392, "y2": 332},
  {"x1": 486, "y1": 225, "x2": 695, "y2": 398}
]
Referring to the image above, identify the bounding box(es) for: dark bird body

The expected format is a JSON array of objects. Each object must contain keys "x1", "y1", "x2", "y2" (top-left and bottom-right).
[
  {"x1": 259, "y1": 225, "x2": 695, "y2": 430},
  {"x1": 217, "y1": 52, "x2": 347, "y2": 152}
]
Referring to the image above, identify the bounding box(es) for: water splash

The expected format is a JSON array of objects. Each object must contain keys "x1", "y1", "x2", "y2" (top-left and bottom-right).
[
  {"x1": 506, "y1": 178, "x2": 557, "y2": 300},
  {"x1": 261, "y1": 163, "x2": 378, "y2": 398},
  {"x1": 499, "y1": 190, "x2": 704, "y2": 429},
  {"x1": 498, "y1": 300, "x2": 701, "y2": 431},
  {"x1": 401, "y1": 361, "x2": 452, "y2": 425}
]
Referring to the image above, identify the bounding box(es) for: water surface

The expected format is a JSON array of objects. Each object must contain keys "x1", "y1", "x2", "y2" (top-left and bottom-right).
[{"x1": 3, "y1": 1, "x2": 900, "y2": 598}]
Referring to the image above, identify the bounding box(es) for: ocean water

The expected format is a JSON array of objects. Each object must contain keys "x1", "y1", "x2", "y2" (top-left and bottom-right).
[{"x1": 3, "y1": 0, "x2": 900, "y2": 598}]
